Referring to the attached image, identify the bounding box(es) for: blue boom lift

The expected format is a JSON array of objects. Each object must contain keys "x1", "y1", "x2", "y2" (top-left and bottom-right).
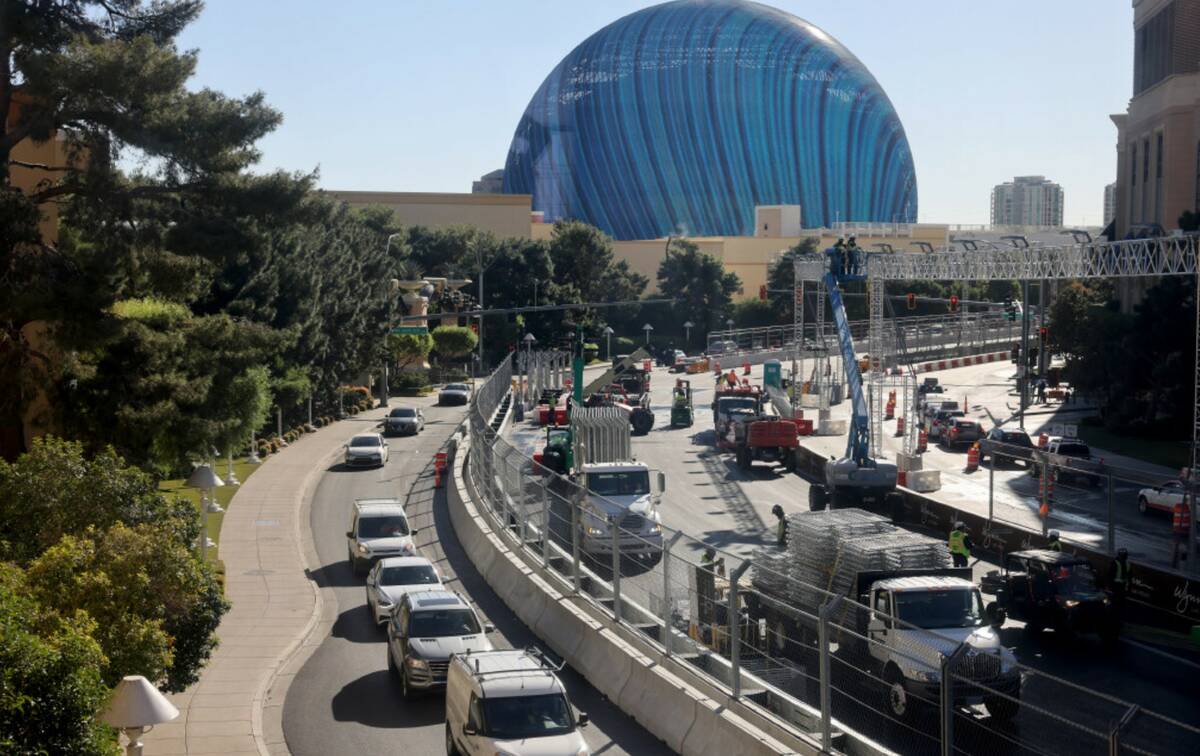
[{"x1": 811, "y1": 248, "x2": 898, "y2": 510}]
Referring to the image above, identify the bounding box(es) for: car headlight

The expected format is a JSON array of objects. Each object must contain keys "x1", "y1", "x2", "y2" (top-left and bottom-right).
[
  {"x1": 1060, "y1": 598, "x2": 1080, "y2": 608},
  {"x1": 585, "y1": 526, "x2": 605, "y2": 536},
  {"x1": 646, "y1": 523, "x2": 662, "y2": 535},
  {"x1": 406, "y1": 656, "x2": 429, "y2": 671},
  {"x1": 356, "y1": 543, "x2": 370, "y2": 555}
]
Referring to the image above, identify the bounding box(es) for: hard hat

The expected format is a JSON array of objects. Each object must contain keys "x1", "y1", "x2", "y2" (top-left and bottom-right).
[
  {"x1": 1048, "y1": 530, "x2": 1060, "y2": 540},
  {"x1": 771, "y1": 504, "x2": 784, "y2": 518},
  {"x1": 1117, "y1": 547, "x2": 1128, "y2": 558},
  {"x1": 954, "y1": 521, "x2": 965, "y2": 529}
]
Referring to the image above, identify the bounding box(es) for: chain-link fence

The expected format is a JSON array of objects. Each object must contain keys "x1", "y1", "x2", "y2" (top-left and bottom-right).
[{"x1": 465, "y1": 356, "x2": 1200, "y2": 755}]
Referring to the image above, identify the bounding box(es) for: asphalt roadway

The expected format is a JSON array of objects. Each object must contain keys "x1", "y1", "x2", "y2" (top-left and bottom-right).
[
  {"x1": 280, "y1": 393, "x2": 669, "y2": 756},
  {"x1": 505, "y1": 364, "x2": 1200, "y2": 752}
]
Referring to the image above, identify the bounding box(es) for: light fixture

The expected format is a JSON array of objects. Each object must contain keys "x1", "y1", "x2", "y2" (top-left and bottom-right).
[{"x1": 101, "y1": 675, "x2": 179, "y2": 756}]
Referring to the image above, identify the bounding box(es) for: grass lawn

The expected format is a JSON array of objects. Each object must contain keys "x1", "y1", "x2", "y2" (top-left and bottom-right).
[
  {"x1": 1075, "y1": 424, "x2": 1190, "y2": 471},
  {"x1": 160, "y1": 458, "x2": 264, "y2": 564}
]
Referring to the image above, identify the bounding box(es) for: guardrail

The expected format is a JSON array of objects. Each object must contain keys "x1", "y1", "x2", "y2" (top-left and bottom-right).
[{"x1": 463, "y1": 356, "x2": 1200, "y2": 755}]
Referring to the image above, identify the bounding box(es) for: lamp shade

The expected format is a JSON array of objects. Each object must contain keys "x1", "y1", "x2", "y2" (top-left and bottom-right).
[
  {"x1": 101, "y1": 676, "x2": 179, "y2": 729},
  {"x1": 185, "y1": 464, "x2": 224, "y2": 489}
]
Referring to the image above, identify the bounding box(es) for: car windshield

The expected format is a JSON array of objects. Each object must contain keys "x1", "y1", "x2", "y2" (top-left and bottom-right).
[
  {"x1": 389, "y1": 408, "x2": 416, "y2": 418},
  {"x1": 409, "y1": 608, "x2": 480, "y2": 636},
  {"x1": 719, "y1": 397, "x2": 757, "y2": 413},
  {"x1": 358, "y1": 515, "x2": 409, "y2": 538},
  {"x1": 446, "y1": 384, "x2": 469, "y2": 391},
  {"x1": 482, "y1": 694, "x2": 574, "y2": 740},
  {"x1": 1056, "y1": 443, "x2": 1089, "y2": 457},
  {"x1": 1003, "y1": 432, "x2": 1032, "y2": 445},
  {"x1": 380, "y1": 565, "x2": 438, "y2": 585},
  {"x1": 349, "y1": 436, "x2": 381, "y2": 448},
  {"x1": 1050, "y1": 563, "x2": 1099, "y2": 594},
  {"x1": 587, "y1": 470, "x2": 650, "y2": 497},
  {"x1": 894, "y1": 589, "x2": 985, "y2": 629}
]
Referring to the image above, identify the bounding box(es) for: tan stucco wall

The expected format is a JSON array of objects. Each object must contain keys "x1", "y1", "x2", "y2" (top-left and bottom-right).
[
  {"x1": 326, "y1": 190, "x2": 534, "y2": 239},
  {"x1": 7, "y1": 102, "x2": 64, "y2": 245}
]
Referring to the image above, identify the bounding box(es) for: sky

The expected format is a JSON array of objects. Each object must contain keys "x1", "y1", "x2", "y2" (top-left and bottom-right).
[{"x1": 177, "y1": 0, "x2": 1134, "y2": 228}]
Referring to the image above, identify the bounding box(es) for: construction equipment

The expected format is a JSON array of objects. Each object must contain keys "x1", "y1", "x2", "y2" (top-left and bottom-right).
[
  {"x1": 812, "y1": 266, "x2": 898, "y2": 508},
  {"x1": 582, "y1": 348, "x2": 655, "y2": 435},
  {"x1": 732, "y1": 416, "x2": 798, "y2": 472},
  {"x1": 712, "y1": 382, "x2": 763, "y2": 448},
  {"x1": 670, "y1": 379, "x2": 694, "y2": 428}
]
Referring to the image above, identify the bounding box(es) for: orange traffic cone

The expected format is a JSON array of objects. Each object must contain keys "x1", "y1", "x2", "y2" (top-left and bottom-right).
[
  {"x1": 896, "y1": 416, "x2": 906, "y2": 437},
  {"x1": 743, "y1": 361, "x2": 751, "y2": 376},
  {"x1": 965, "y1": 443, "x2": 979, "y2": 472},
  {"x1": 917, "y1": 429, "x2": 928, "y2": 453}
]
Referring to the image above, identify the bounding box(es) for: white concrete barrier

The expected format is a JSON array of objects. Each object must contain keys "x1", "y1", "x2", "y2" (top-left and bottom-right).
[
  {"x1": 906, "y1": 469, "x2": 942, "y2": 492},
  {"x1": 817, "y1": 419, "x2": 847, "y2": 436},
  {"x1": 447, "y1": 434, "x2": 814, "y2": 756}
]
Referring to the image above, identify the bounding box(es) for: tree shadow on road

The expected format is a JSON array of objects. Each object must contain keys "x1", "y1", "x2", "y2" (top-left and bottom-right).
[{"x1": 330, "y1": 670, "x2": 442, "y2": 728}]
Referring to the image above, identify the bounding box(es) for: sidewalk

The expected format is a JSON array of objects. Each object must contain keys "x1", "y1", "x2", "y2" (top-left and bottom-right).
[{"x1": 144, "y1": 411, "x2": 384, "y2": 755}]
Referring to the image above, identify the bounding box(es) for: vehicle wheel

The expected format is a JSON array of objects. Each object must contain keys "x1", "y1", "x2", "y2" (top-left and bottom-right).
[
  {"x1": 1137, "y1": 496, "x2": 1149, "y2": 515},
  {"x1": 351, "y1": 554, "x2": 366, "y2": 576},
  {"x1": 737, "y1": 448, "x2": 751, "y2": 471},
  {"x1": 387, "y1": 647, "x2": 398, "y2": 679},
  {"x1": 985, "y1": 694, "x2": 1019, "y2": 722},
  {"x1": 884, "y1": 666, "x2": 917, "y2": 721},
  {"x1": 809, "y1": 484, "x2": 828, "y2": 512}
]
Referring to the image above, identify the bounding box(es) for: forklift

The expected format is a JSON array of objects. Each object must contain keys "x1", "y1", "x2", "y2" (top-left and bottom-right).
[{"x1": 670, "y1": 379, "x2": 694, "y2": 428}]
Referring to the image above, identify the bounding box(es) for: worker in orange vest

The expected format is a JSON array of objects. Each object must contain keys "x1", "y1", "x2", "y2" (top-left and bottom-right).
[{"x1": 1172, "y1": 497, "x2": 1192, "y2": 569}]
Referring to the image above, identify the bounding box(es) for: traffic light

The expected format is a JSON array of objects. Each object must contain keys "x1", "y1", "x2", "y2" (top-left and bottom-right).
[
  {"x1": 759, "y1": 285, "x2": 768, "y2": 301},
  {"x1": 1004, "y1": 297, "x2": 1017, "y2": 322},
  {"x1": 906, "y1": 293, "x2": 916, "y2": 310},
  {"x1": 1039, "y1": 326, "x2": 1048, "y2": 340},
  {"x1": 949, "y1": 295, "x2": 959, "y2": 313}
]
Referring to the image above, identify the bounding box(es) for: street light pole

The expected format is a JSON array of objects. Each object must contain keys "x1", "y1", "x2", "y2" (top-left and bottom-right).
[
  {"x1": 684, "y1": 320, "x2": 694, "y2": 350},
  {"x1": 642, "y1": 323, "x2": 654, "y2": 346},
  {"x1": 603, "y1": 326, "x2": 614, "y2": 361}
]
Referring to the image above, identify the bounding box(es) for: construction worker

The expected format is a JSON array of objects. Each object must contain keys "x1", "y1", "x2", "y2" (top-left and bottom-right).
[
  {"x1": 772, "y1": 504, "x2": 788, "y2": 547},
  {"x1": 948, "y1": 521, "x2": 973, "y2": 567},
  {"x1": 1172, "y1": 496, "x2": 1191, "y2": 569},
  {"x1": 827, "y1": 240, "x2": 845, "y2": 278},
  {"x1": 1108, "y1": 548, "x2": 1130, "y2": 620},
  {"x1": 726, "y1": 369, "x2": 739, "y2": 388},
  {"x1": 847, "y1": 235, "x2": 861, "y2": 275},
  {"x1": 1047, "y1": 530, "x2": 1062, "y2": 551}
]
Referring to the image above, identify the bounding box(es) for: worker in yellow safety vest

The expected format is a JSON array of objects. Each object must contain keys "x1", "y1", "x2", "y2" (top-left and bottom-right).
[
  {"x1": 772, "y1": 504, "x2": 787, "y2": 547},
  {"x1": 1047, "y1": 530, "x2": 1062, "y2": 551},
  {"x1": 948, "y1": 521, "x2": 973, "y2": 567}
]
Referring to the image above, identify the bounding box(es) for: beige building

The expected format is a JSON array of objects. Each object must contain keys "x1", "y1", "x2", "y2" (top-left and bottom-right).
[
  {"x1": 1110, "y1": 0, "x2": 1200, "y2": 237},
  {"x1": 325, "y1": 190, "x2": 534, "y2": 239}
]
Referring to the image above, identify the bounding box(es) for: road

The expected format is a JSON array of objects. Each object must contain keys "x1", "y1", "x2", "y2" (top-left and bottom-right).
[
  {"x1": 504, "y1": 362, "x2": 1200, "y2": 752},
  {"x1": 281, "y1": 393, "x2": 669, "y2": 756}
]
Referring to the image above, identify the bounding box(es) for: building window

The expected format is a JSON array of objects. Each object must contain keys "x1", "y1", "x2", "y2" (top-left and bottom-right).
[
  {"x1": 1134, "y1": 2, "x2": 1176, "y2": 95},
  {"x1": 1141, "y1": 137, "x2": 1150, "y2": 223},
  {"x1": 1155, "y1": 132, "x2": 1163, "y2": 225}
]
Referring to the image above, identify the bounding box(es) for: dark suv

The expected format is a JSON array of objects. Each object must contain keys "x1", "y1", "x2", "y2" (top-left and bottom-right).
[
  {"x1": 386, "y1": 591, "x2": 494, "y2": 698},
  {"x1": 980, "y1": 428, "x2": 1035, "y2": 467},
  {"x1": 942, "y1": 418, "x2": 983, "y2": 450}
]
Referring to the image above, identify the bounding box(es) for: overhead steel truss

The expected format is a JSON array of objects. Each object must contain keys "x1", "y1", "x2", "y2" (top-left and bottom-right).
[{"x1": 793, "y1": 235, "x2": 1200, "y2": 469}]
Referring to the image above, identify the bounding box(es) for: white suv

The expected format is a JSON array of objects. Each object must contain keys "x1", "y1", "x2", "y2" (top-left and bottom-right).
[
  {"x1": 386, "y1": 591, "x2": 493, "y2": 698},
  {"x1": 364, "y1": 556, "x2": 443, "y2": 625},
  {"x1": 346, "y1": 499, "x2": 418, "y2": 576},
  {"x1": 445, "y1": 648, "x2": 589, "y2": 756}
]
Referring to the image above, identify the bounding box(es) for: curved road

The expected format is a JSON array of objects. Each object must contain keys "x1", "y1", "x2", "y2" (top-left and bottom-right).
[{"x1": 281, "y1": 393, "x2": 669, "y2": 755}]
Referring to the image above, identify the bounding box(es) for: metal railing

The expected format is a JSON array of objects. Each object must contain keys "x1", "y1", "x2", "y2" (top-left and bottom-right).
[{"x1": 464, "y1": 356, "x2": 1200, "y2": 756}]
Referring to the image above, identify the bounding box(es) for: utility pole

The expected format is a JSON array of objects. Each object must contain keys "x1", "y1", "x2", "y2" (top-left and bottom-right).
[{"x1": 1019, "y1": 279, "x2": 1030, "y2": 430}]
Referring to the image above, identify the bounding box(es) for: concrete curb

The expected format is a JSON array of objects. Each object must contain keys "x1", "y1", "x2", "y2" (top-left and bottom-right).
[{"x1": 448, "y1": 430, "x2": 810, "y2": 756}]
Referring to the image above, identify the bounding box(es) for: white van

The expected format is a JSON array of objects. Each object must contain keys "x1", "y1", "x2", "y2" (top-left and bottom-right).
[{"x1": 445, "y1": 649, "x2": 589, "y2": 756}]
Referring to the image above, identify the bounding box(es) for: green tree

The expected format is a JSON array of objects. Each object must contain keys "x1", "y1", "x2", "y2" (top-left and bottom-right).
[
  {"x1": 657, "y1": 239, "x2": 741, "y2": 340},
  {"x1": 731, "y1": 299, "x2": 778, "y2": 329},
  {"x1": 0, "y1": 436, "x2": 197, "y2": 565},
  {"x1": 0, "y1": 564, "x2": 115, "y2": 756},
  {"x1": 388, "y1": 331, "x2": 434, "y2": 371},
  {"x1": 26, "y1": 522, "x2": 227, "y2": 692},
  {"x1": 432, "y1": 326, "x2": 478, "y2": 366},
  {"x1": 1, "y1": 0, "x2": 282, "y2": 447}
]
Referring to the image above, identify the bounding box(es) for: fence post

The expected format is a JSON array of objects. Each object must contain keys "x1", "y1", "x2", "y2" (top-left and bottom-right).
[
  {"x1": 728, "y1": 561, "x2": 751, "y2": 698},
  {"x1": 541, "y1": 484, "x2": 551, "y2": 568},
  {"x1": 818, "y1": 597, "x2": 841, "y2": 753},
  {"x1": 1107, "y1": 473, "x2": 1116, "y2": 555},
  {"x1": 1109, "y1": 704, "x2": 1140, "y2": 756},
  {"x1": 940, "y1": 644, "x2": 968, "y2": 756},
  {"x1": 570, "y1": 498, "x2": 581, "y2": 594},
  {"x1": 988, "y1": 461, "x2": 995, "y2": 525},
  {"x1": 661, "y1": 532, "x2": 685, "y2": 657},
  {"x1": 611, "y1": 515, "x2": 622, "y2": 624}
]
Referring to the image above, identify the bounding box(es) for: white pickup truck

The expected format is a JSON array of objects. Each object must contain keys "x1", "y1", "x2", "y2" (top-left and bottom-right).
[{"x1": 576, "y1": 461, "x2": 665, "y2": 559}]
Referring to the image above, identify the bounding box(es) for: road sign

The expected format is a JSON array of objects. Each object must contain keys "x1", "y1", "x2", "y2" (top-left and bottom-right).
[
  {"x1": 1050, "y1": 424, "x2": 1065, "y2": 437},
  {"x1": 391, "y1": 325, "x2": 429, "y2": 335},
  {"x1": 1064, "y1": 424, "x2": 1078, "y2": 438}
]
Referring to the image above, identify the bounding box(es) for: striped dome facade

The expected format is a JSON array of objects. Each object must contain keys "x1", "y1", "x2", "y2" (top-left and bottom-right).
[{"x1": 503, "y1": 0, "x2": 917, "y2": 240}]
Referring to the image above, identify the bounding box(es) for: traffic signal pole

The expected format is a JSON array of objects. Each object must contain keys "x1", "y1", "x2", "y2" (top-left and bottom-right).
[{"x1": 1019, "y1": 280, "x2": 1031, "y2": 430}]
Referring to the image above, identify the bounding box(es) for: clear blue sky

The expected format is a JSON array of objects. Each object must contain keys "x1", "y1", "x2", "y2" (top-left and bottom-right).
[{"x1": 178, "y1": 0, "x2": 1132, "y2": 228}]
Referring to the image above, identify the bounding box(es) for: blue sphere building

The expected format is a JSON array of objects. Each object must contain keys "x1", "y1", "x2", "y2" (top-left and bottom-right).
[{"x1": 503, "y1": 0, "x2": 917, "y2": 240}]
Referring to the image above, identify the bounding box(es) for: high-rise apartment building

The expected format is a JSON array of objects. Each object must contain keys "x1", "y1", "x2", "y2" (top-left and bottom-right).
[
  {"x1": 990, "y1": 176, "x2": 1065, "y2": 226},
  {"x1": 1104, "y1": 182, "x2": 1118, "y2": 226},
  {"x1": 1110, "y1": 0, "x2": 1200, "y2": 237}
]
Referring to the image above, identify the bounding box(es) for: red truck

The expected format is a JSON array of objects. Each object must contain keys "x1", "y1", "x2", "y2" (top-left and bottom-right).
[{"x1": 733, "y1": 416, "x2": 799, "y2": 471}]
